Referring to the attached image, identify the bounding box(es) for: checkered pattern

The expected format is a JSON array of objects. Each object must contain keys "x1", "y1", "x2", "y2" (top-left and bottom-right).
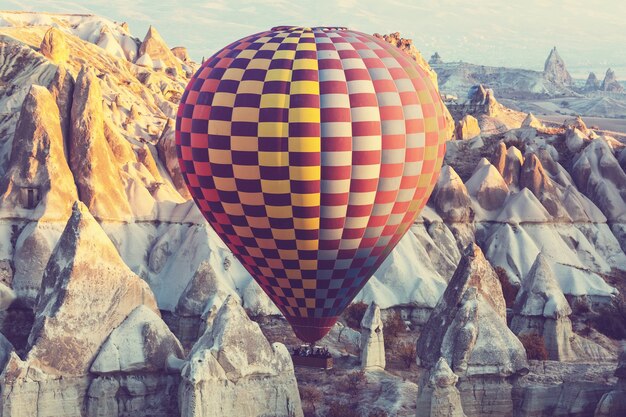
[{"x1": 176, "y1": 26, "x2": 448, "y2": 343}]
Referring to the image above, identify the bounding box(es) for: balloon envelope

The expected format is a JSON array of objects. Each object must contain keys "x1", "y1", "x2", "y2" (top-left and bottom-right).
[{"x1": 176, "y1": 26, "x2": 448, "y2": 343}]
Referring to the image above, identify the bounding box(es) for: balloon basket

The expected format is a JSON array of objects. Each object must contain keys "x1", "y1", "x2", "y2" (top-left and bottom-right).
[{"x1": 291, "y1": 345, "x2": 333, "y2": 370}]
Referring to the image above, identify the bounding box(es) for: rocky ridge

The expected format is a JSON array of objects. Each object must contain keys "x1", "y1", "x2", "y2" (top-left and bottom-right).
[{"x1": 0, "y1": 12, "x2": 624, "y2": 417}]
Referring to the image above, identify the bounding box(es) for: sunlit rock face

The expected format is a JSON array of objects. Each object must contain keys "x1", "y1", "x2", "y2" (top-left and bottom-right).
[
  {"x1": 543, "y1": 47, "x2": 572, "y2": 86},
  {"x1": 0, "y1": 203, "x2": 181, "y2": 417},
  {"x1": 511, "y1": 253, "x2": 613, "y2": 362},
  {"x1": 179, "y1": 296, "x2": 303, "y2": 417}
]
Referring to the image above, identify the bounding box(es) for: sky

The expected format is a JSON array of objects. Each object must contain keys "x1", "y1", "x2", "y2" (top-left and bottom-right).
[{"x1": 3, "y1": 0, "x2": 626, "y2": 79}]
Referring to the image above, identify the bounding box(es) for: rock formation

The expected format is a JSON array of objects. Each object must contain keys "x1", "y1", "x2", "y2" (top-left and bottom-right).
[
  {"x1": 429, "y1": 52, "x2": 443, "y2": 65},
  {"x1": 171, "y1": 46, "x2": 190, "y2": 63},
  {"x1": 0, "y1": 283, "x2": 15, "y2": 311},
  {"x1": 511, "y1": 253, "x2": 613, "y2": 362},
  {"x1": 469, "y1": 85, "x2": 498, "y2": 115},
  {"x1": 0, "y1": 85, "x2": 77, "y2": 220},
  {"x1": 39, "y1": 27, "x2": 69, "y2": 63},
  {"x1": 416, "y1": 357, "x2": 467, "y2": 417},
  {"x1": 430, "y1": 165, "x2": 472, "y2": 223},
  {"x1": 585, "y1": 72, "x2": 600, "y2": 92},
  {"x1": 456, "y1": 115, "x2": 481, "y2": 140},
  {"x1": 511, "y1": 254, "x2": 571, "y2": 359},
  {"x1": 96, "y1": 26, "x2": 126, "y2": 60},
  {"x1": 179, "y1": 296, "x2": 303, "y2": 417},
  {"x1": 519, "y1": 153, "x2": 564, "y2": 219},
  {"x1": 543, "y1": 47, "x2": 572, "y2": 86},
  {"x1": 521, "y1": 113, "x2": 543, "y2": 129},
  {"x1": 573, "y1": 138, "x2": 626, "y2": 223},
  {"x1": 565, "y1": 127, "x2": 586, "y2": 153},
  {"x1": 70, "y1": 67, "x2": 132, "y2": 221},
  {"x1": 416, "y1": 244, "x2": 527, "y2": 417},
  {"x1": 11, "y1": 222, "x2": 65, "y2": 303},
  {"x1": 601, "y1": 68, "x2": 624, "y2": 93},
  {"x1": 563, "y1": 115, "x2": 589, "y2": 134},
  {"x1": 492, "y1": 143, "x2": 524, "y2": 188},
  {"x1": 175, "y1": 260, "x2": 235, "y2": 347},
  {"x1": 416, "y1": 243, "x2": 510, "y2": 368},
  {"x1": 136, "y1": 53, "x2": 154, "y2": 68},
  {"x1": 0, "y1": 202, "x2": 182, "y2": 416},
  {"x1": 360, "y1": 301, "x2": 385, "y2": 370},
  {"x1": 595, "y1": 348, "x2": 626, "y2": 416},
  {"x1": 47, "y1": 65, "x2": 74, "y2": 147},
  {"x1": 138, "y1": 26, "x2": 183, "y2": 74},
  {"x1": 465, "y1": 159, "x2": 509, "y2": 211}
]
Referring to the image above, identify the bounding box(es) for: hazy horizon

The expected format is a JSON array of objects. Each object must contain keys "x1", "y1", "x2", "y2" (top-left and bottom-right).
[{"x1": 3, "y1": 0, "x2": 626, "y2": 79}]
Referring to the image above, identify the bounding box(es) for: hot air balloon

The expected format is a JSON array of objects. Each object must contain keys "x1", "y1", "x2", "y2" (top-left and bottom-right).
[{"x1": 176, "y1": 26, "x2": 448, "y2": 344}]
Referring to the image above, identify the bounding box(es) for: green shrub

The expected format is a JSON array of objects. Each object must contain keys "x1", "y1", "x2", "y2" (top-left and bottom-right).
[
  {"x1": 299, "y1": 384, "x2": 322, "y2": 415},
  {"x1": 344, "y1": 302, "x2": 368, "y2": 330},
  {"x1": 326, "y1": 401, "x2": 360, "y2": 417},
  {"x1": 383, "y1": 310, "x2": 406, "y2": 349},
  {"x1": 395, "y1": 340, "x2": 417, "y2": 369},
  {"x1": 339, "y1": 370, "x2": 367, "y2": 394}
]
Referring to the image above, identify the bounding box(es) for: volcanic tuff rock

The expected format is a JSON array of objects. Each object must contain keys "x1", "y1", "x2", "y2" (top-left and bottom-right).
[
  {"x1": 70, "y1": 67, "x2": 132, "y2": 221},
  {"x1": 175, "y1": 260, "x2": 236, "y2": 346},
  {"x1": 136, "y1": 52, "x2": 154, "y2": 68},
  {"x1": 492, "y1": 143, "x2": 524, "y2": 188},
  {"x1": 171, "y1": 46, "x2": 190, "y2": 63},
  {"x1": 11, "y1": 221, "x2": 65, "y2": 303},
  {"x1": 0, "y1": 202, "x2": 182, "y2": 416},
  {"x1": 521, "y1": 112, "x2": 543, "y2": 129},
  {"x1": 572, "y1": 138, "x2": 626, "y2": 223},
  {"x1": 179, "y1": 296, "x2": 303, "y2": 417},
  {"x1": 47, "y1": 65, "x2": 74, "y2": 147},
  {"x1": 429, "y1": 52, "x2": 443, "y2": 65},
  {"x1": 456, "y1": 114, "x2": 481, "y2": 140},
  {"x1": 0, "y1": 85, "x2": 77, "y2": 220},
  {"x1": 429, "y1": 165, "x2": 472, "y2": 223},
  {"x1": 565, "y1": 127, "x2": 586, "y2": 153},
  {"x1": 416, "y1": 357, "x2": 467, "y2": 417},
  {"x1": 595, "y1": 348, "x2": 626, "y2": 417},
  {"x1": 470, "y1": 85, "x2": 498, "y2": 114},
  {"x1": 465, "y1": 159, "x2": 509, "y2": 211},
  {"x1": 91, "y1": 305, "x2": 184, "y2": 373},
  {"x1": 138, "y1": 26, "x2": 183, "y2": 74},
  {"x1": 511, "y1": 253, "x2": 613, "y2": 361},
  {"x1": 416, "y1": 243, "x2": 510, "y2": 368},
  {"x1": 360, "y1": 301, "x2": 386, "y2": 370},
  {"x1": 39, "y1": 26, "x2": 69, "y2": 63},
  {"x1": 601, "y1": 68, "x2": 624, "y2": 93},
  {"x1": 543, "y1": 47, "x2": 572, "y2": 86},
  {"x1": 519, "y1": 153, "x2": 565, "y2": 219},
  {"x1": 416, "y1": 259, "x2": 528, "y2": 417},
  {"x1": 29, "y1": 202, "x2": 159, "y2": 375},
  {"x1": 585, "y1": 72, "x2": 600, "y2": 92},
  {"x1": 563, "y1": 115, "x2": 589, "y2": 133}
]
